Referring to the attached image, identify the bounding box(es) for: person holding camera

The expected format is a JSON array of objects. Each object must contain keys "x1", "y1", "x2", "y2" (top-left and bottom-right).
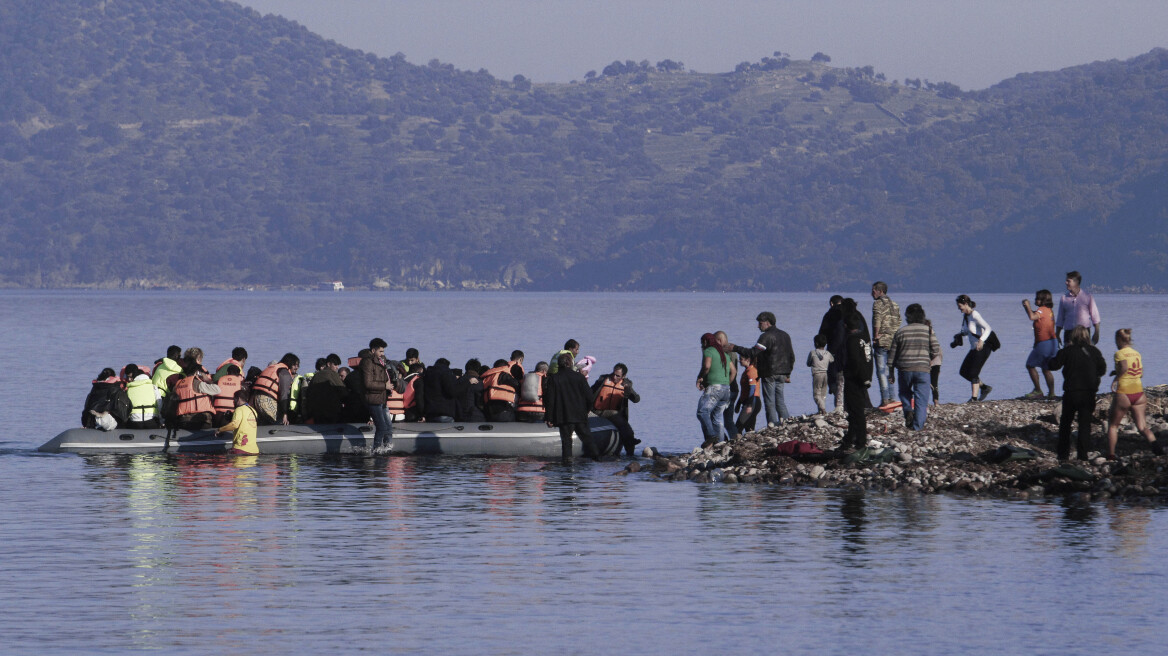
[{"x1": 953, "y1": 294, "x2": 996, "y2": 403}]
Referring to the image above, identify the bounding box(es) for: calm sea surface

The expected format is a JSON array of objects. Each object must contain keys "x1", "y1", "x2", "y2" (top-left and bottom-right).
[{"x1": 3, "y1": 290, "x2": 1168, "y2": 654}]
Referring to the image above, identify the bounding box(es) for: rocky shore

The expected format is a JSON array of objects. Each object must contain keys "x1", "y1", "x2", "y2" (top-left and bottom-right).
[{"x1": 629, "y1": 386, "x2": 1168, "y2": 501}]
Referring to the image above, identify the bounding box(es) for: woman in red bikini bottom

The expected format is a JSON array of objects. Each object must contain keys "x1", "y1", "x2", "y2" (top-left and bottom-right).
[{"x1": 1105, "y1": 328, "x2": 1163, "y2": 459}]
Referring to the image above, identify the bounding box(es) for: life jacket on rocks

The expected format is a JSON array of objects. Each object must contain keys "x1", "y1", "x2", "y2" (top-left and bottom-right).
[
  {"x1": 125, "y1": 376, "x2": 158, "y2": 422},
  {"x1": 252, "y1": 363, "x2": 288, "y2": 401},
  {"x1": 516, "y1": 371, "x2": 545, "y2": 414},
  {"x1": 173, "y1": 376, "x2": 213, "y2": 416},
  {"x1": 213, "y1": 374, "x2": 244, "y2": 413},
  {"x1": 482, "y1": 366, "x2": 517, "y2": 405},
  {"x1": 593, "y1": 376, "x2": 627, "y2": 413}
]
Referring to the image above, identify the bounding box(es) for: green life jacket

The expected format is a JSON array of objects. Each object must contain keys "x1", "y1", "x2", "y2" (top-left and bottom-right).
[
  {"x1": 126, "y1": 377, "x2": 158, "y2": 421},
  {"x1": 151, "y1": 357, "x2": 183, "y2": 396}
]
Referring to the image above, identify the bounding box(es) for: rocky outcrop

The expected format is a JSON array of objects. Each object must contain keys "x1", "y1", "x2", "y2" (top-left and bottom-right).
[{"x1": 632, "y1": 386, "x2": 1168, "y2": 501}]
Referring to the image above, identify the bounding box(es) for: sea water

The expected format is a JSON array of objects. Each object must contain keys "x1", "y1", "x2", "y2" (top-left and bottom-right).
[{"x1": 2, "y1": 290, "x2": 1167, "y2": 653}]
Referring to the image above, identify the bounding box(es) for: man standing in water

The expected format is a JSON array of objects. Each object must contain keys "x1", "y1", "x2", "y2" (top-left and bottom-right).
[
  {"x1": 1055, "y1": 270, "x2": 1101, "y2": 345},
  {"x1": 728, "y1": 312, "x2": 795, "y2": 428},
  {"x1": 545, "y1": 353, "x2": 600, "y2": 464}
]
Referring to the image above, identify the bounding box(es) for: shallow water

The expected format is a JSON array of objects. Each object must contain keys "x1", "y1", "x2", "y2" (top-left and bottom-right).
[{"x1": 3, "y1": 291, "x2": 1168, "y2": 653}]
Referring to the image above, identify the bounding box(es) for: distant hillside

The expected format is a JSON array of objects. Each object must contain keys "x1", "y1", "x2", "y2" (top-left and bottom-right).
[{"x1": 1, "y1": 0, "x2": 1166, "y2": 291}]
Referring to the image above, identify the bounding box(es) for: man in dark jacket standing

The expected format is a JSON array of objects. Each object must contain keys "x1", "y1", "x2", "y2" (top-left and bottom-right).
[
  {"x1": 421, "y1": 358, "x2": 458, "y2": 422},
  {"x1": 842, "y1": 313, "x2": 873, "y2": 450},
  {"x1": 360, "y1": 338, "x2": 395, "y2": 451},
  {"x1": 544, "y1": 353, "x2": 600, "y2": 463},
  {"x1": 730, "y1": 311, "x2": 795, "y2": 428},
  {"x1": 1048, "y1": 325, "x2": 1107, "y2": 461}
]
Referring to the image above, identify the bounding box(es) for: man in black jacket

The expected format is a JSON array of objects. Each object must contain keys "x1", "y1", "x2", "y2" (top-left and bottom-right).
[
  {"x1": 730, "y1": 311, "x2": 795, "y2": 428},
  {"x1": 842, "y1": 313, "x2": 873, "y2": 450},
  {"x1": 421, "y1": 358, "x2": 458, "y2": 422},
  {"x1": 544, "y1": 353, "x2": 600, "y2": 463},
  {"x1": 1048, "y1": 325, "x2": 1107, "y2": 461}
]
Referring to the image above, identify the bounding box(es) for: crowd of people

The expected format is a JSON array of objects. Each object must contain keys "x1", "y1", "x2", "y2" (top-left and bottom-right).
[
  {"x1": 80, "y1": 339, "x2": 641, "y2": 462},
  {"x1": 699, "y1": 271, "x2": 1162, "y2": 461}
]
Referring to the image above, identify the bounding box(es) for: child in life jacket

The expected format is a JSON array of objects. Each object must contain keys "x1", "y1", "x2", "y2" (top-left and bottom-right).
[
  {"x1": 215, "y1": 390, "x2": 259, "y2": 455},
  {"x1": 734, "y1": 353, "x2": 763, "y2": 433}
]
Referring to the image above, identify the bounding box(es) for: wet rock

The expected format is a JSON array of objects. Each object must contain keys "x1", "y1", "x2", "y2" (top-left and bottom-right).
[{"x1": 642, "y1": 446, "x2": 657, "y2": 458}]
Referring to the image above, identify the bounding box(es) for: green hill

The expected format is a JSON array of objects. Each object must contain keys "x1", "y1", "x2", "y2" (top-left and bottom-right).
[{"x1": 1, "y1": 0, "x2": 1166, "y2": 291}]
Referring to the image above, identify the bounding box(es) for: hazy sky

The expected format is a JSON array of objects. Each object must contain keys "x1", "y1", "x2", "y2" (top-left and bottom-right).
[{"x1": 235, "y1": 0, "x2": 1167, "y2": 90}]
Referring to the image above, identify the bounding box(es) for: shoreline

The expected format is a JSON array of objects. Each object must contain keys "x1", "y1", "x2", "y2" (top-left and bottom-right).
[{"x1": 633, "y1": 386, "x2": 1168, "y2": 502}]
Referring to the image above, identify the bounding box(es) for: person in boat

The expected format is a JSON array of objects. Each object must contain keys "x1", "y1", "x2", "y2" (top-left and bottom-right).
[
  {"x1": 398, "y1": 363, "x2": 425, "y2": 422},
  {"x1": 421, "y1": 357, "x2": 458, "y2": 422},
  {"x1": 211, "y1": 364, "x2": 245, "y2": 428},
  {"x1": 123, "y1": 363, "x2": 161, "y2": 429},
  {"x1": 215, "y1": 390, "x2": 259, "y2": 455},
  {"x1": 404, "y1": 347, "x2": 421, "y2": 368},
  {"x1": 253, "y1": 353, "x2": 299, "y2": 426},
  {"x1": 151, "y1": 345, "x2": 183, "y2": 398},
  {"x1": 306, "y1": 354, "x2": 346, "y2": 424},
  {"x1": 591, "y1": 362, "x2": 641, "y2": 455},
  {"x1": 360, "y1": 339, "x2": 396, "y2": 450},
  {"x1": 171, "y1": 358, "x2": 221, "y2": 430},
  {"x1": 82, "y1": 368, "x2": 131, "y2": 431},
  {"x1": 508, "y1": 350, "x2": 526, "y2": 381},
  {"x1": 544, "y1": 353, "x2": 600, "y2": 463},
  {"x1": 516, "y1": 361, "x2": 548, "y2": 423},
  {"x1": 454, "y1": 359, "x2": 486, "y2": 422},
  {"x1": 483, "y1": 358, "x2": 521, "y2": 422},
  {"x1": 547, "y1": 339, "x2": 579, "y2": 374},
  {"x1": 213, "y1": 347, "x2": 248, "y2": 382},
  {"x1": 887, "y1": 303, "x2": 941, "y2": 431}
]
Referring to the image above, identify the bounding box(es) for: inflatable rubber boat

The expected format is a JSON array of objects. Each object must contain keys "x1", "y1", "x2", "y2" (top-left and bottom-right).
[{"x1": 38, "y1": 417, "x2": 620, "y2": 457}]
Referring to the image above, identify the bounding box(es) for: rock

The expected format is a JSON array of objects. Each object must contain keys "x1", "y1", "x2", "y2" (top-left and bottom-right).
[
  {"x1": 809, "y1": 465, "x2": 825, "y2": 480},
  {"x1": 814, "y1": 418, "x2": 830, "y2": 430},
  {"x1": 723, "y1": 473, "x2": 738, "y2": 484},
  {"x1": 642, "y1": 446, "x2": 657, "y2": 458},
  {"x1": 626, "y1": 461, "x2": 642, "y2": 473}
]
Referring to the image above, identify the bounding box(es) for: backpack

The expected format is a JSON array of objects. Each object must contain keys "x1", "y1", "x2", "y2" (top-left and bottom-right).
[{"x1": 160, "y1": 391, "x2": 181, "y2": 426}]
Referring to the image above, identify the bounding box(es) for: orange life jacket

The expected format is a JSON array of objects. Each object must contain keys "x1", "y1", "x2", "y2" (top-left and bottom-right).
[
  {"x1": 119, "y1": 364, "x2": 152, "y2": 382},
  {"x1": 252, "y1": 363, "x2": 288, "y2": 401},
  {"x1": 386, "y1": 373, "x2": 419, "y2": 413},
  {"x1": 482, "y1": 365, "x2": 518, "y2": 405},
  {"x1": 174, "y1": 376, "x2": 213, "y2": 416},
  {"x1": 593, "y1": 376, "x2": 627, "y2": 412},
  {"x1": 348, "y1": 356, "x2": 363, "y2": 368},
  {"x1": 516, "y1": 371, "x2": 545, "y2": 413},
  {"x1": 213, "y1": 374, "x2": 244, "y2": 413}
]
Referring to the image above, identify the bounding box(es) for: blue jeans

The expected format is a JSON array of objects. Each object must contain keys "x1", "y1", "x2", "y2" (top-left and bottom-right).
[
  {"x1": 696, "y1": 385, "x2": 731, "y2": 441},
  {"x1": 368, "y1": 403, "x2": 393, "y2": 448},
  {"x1": 761, "y1": 375, "x2": 790, "y2": 426},
  {"x1": 897, "y1": 370, "x2": 932, "y2": 430},
  {"x1": 873, "y1": 345, "x2": 890, "y2": 402}
]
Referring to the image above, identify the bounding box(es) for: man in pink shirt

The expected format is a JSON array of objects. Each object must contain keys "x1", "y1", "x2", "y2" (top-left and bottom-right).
[{"x1": 1055, "y1": 270, "x2": 1101, "y2": 345}]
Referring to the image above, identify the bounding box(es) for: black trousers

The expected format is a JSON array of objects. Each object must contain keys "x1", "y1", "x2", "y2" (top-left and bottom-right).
[
  {"x1": 558, "y1": 422, "x2": 598, "y2": 461},
  {"x1": 959, "y1": 348, "x2": 991, "y2": 383},
  {"x1": 844, "y1": 379, "x2": 868, "y2": 448},
  {"x1": 1058, "y1": 390, "x2": 1096, "y2": 460}
]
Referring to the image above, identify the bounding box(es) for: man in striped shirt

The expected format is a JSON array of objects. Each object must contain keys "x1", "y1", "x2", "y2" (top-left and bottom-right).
[{"x1": 888, "y1": 303, "x2": 941, "y2": 431}]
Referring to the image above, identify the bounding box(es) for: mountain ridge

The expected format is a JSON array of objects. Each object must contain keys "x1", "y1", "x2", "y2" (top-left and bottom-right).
[{"x1": 1, "y1": 0, "x2": 1166, "y2": 291}]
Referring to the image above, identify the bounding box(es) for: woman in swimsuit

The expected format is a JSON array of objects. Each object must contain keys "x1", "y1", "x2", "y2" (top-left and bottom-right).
[{"x1": 1105, "y1": 328, "x2": 1163, "y2": 459}]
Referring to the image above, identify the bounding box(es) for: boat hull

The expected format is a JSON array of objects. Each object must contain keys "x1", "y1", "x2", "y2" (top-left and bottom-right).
[{"x1": 38, "y1": 418, "x2": 620, "y2": 457}]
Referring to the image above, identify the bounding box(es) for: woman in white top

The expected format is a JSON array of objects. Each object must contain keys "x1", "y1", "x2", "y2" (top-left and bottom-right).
[{"x1": 954, "y1": 294, "x2": 994, "y2": 402}]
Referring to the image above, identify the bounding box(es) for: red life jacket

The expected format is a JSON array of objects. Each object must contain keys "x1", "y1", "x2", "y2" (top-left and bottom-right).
[
  {"x1": 516, "y1": 371, "x2": 545, "y2": 413},
  {"x1": 119, "y1": 364, "x2": 152, "y2": 383},
  {"x1": 386, "y1": 373, "x2": 419, "y2": 413},
  {"x1": 213, "y1": 374, "x2": 244, "y2": 413},
  {"x1": 174, "y1": 376, "x2": 213, "y2": 416},
  {"x1": 482, "y1": 365, "x2": 517, "y2": 405},
  {"x1": 348, "y1": 356, "x2": 363, "y2": 368},
  {"x1": 593, "y1": 376, "x2": 627, "y2": 412},
  {"x1": 253, "y1": 363, "x2": 288, "y2": 401}
]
